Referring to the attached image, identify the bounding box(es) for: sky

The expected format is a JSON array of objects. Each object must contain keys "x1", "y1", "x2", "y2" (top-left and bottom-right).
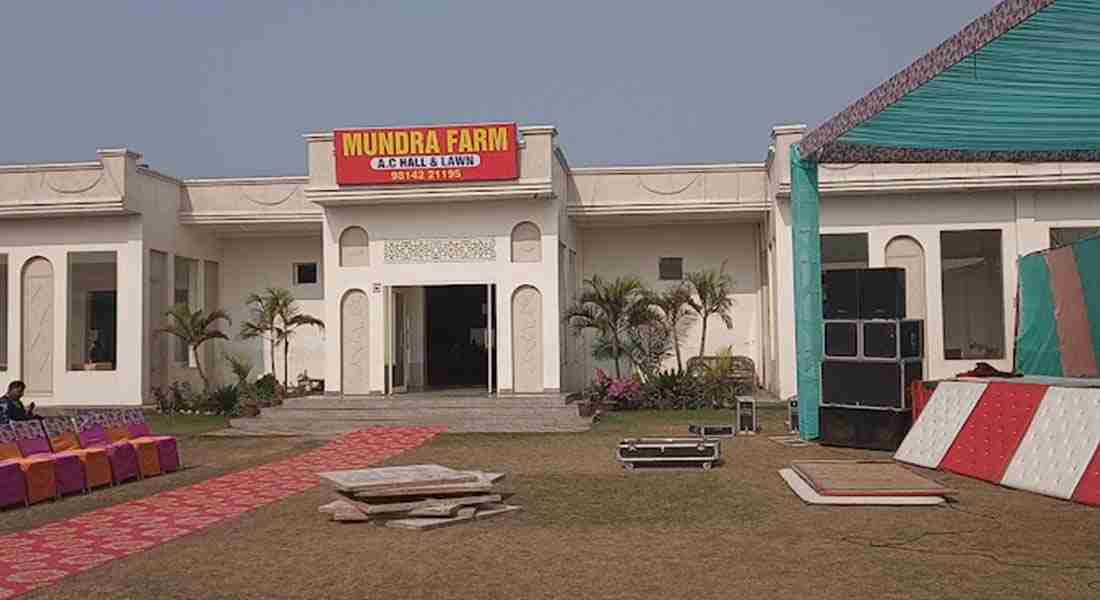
[{"x1": 0, "y1": 1, "x2": 1000, "y2": 177}]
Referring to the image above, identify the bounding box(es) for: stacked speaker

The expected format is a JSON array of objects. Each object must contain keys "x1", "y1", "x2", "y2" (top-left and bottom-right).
[{"x1": 820, "y1": 268, "x2": 924, "y2": 451}]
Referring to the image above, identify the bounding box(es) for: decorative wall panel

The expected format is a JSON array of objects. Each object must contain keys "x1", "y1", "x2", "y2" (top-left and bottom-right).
[{"x1": 384, "y1": 238, "x2": 496, "y2": 264}]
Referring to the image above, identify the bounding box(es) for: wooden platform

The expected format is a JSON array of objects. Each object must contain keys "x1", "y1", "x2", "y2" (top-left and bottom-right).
[{"x1": 790, "y1": 460, "x2": 951, "y2": 497}]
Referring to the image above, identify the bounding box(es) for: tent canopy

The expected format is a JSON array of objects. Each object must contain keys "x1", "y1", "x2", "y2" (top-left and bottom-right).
[
  {"x1": 790, "y1": 0, "x2": 1100, "y2": 439},
  {"x1": 800, "y1": 0, "x2": 1100, "y2": 164}
]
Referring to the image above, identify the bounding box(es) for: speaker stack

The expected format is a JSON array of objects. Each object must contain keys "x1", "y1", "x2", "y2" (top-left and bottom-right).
[{"x1": 821, "y1": 268, "x2": 924, "y2": 451}]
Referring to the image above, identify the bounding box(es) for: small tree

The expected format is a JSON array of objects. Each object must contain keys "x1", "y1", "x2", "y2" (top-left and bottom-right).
[
  {"x1": 273, "y1": 295, "x2": 325, "y2": 389},
  {"x1": 650, "y1": 282, "x2": 696, "y2": 371},
  {"x1": 564, "y1": 275, "x2": 653, "y2": 379},
  {"x1": 686, "y1": 262, "x2": 735, "y2": 359},
  {"x1": 158, "y1": 304, "x2": 231, "y2": 393},
  {"x1": 240, "y1": 289, "x2": 283, "y2": 377}
]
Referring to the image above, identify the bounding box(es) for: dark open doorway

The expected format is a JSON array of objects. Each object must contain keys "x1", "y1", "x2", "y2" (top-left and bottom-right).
[{"x1": 425, "y1": 285, "x2": 496, "y2": 390}]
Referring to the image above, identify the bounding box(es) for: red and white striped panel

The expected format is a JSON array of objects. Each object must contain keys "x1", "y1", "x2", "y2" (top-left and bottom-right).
[{"x1": 894, "y1": 381, "x2": 1100, "y2": 507}]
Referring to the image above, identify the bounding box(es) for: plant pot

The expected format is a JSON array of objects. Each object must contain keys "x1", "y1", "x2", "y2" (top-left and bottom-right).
[{"x1": 578, "y1": 402, "x2": 597, "y2": 418}]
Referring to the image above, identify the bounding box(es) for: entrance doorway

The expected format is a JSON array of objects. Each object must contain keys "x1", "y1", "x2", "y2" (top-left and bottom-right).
[{"x1": 425, "y1": 285, "x2": 496, "y2": 391}]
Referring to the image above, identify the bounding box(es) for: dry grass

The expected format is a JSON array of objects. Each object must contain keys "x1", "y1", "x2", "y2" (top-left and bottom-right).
[{"x1": 20, "y1": 406, "x2": 1100, "y2": 599}]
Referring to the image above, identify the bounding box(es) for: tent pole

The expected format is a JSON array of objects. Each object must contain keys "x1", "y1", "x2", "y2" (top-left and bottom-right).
[{"x1": 791, "y1": 145, "x2": 823, "y2": 440}]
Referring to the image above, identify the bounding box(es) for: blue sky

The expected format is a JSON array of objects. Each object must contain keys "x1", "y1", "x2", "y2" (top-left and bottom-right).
[{"x1": 0, "y1": 1, "x2": 998, "y2": 177}]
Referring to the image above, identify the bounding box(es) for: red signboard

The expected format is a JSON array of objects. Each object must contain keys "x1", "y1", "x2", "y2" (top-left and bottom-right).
[{"x1": 334, "y1": 123, "x2": 519, "y2": 186}]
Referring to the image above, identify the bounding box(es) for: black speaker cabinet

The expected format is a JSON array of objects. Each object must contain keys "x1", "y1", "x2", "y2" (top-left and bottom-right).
[
  {"x1": 859, "y1": 268, "x2": 905, "y2": 319},
  {"x1": 822, "y1": 269, "x2": 861, "y2": 319},
  {"x1": 824, "y1": 320, "x2": 859, "y2": 358},
  {"x1": 819, "y1": 405, "x2": 912, "y2": 451},
  {"x1": 862, "y1": 319, "x2": 924, "y2": 360},
  {"x1": 822, "y1": 359, "x2": 924, "y2": 409}
]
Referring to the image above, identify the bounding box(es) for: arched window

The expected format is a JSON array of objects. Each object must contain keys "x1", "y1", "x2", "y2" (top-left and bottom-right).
[
  {"x1": 511, "y1": 222, "x2": 541, "y2": 263},
  {"x1": 339, "y1": 226, "x2": 369, "y2": 267}
]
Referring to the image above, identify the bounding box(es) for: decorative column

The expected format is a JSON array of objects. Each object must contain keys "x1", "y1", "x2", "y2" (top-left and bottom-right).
[{"x1": 790, "y1": 146, "x2": 823, "y2": 439}]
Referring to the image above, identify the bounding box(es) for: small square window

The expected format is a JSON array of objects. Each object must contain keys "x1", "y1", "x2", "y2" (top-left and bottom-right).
[
  {"x1": 294, "y1": 263, "x2": 319, "y2": 285},
  {"x1": 659, "y1": 257, "x2": 683, "y2": 280}
]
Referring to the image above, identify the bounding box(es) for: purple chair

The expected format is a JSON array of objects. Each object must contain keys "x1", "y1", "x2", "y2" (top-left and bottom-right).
[
  {"x1": 123, "y1": 409, "x2": 181, "y2": 473},
  {"x1": 0, "y1": 460, "x2": 27, "y2": 508},
  {"x1": 75, "y1": 415, "x2": 140, "y2": 485},
  {"x1": 11, "y1": 421, "x2": 86, "y2": 496}
]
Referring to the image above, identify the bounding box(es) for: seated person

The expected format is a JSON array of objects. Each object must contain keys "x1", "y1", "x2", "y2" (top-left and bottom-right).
[{"x1": 0, "y1": 381, "x2": 38, "y2": 423}]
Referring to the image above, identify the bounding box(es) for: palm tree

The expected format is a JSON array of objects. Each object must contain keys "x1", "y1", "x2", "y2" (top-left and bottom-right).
[
  {"x1": 563, "y1": 275, "x2": 653, "y2": 379},
  {"x1": 240, "y1": 288, "x2": 285, "y2": 378},
  {"x1": 651, "y1": 282, "x2": 696, "y2": 371},
  {"x1": 158, "y1": 304, "x2": 231, "y2": 393},
  {"x1": 272, "y1": 294, "x2": 325, "y2": 389},
  {"x1": 686, "y1": 262, "x2": 735, "y2": 359}
]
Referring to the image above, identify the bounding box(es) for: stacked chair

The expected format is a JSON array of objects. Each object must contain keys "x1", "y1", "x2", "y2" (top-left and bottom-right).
[{"x1": 0, "y1": 409, "x2": 182, "y2": 510}]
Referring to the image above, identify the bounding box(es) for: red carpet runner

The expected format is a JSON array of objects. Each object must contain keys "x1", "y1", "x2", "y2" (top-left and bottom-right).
[{"x1": 0, "y1": 427, "x2": 443, "y2": 598}]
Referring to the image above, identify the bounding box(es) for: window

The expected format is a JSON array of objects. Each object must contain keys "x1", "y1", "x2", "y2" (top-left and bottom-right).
[
  {"x1": 1051, "y1": 227, "x2": 1100, "y2": 249},
  {"x1": 822, "y1": 233, "x2": 869, "y2": 271},
  {"x1": 0, "y1": 255, "x2": 7, "y2": 371},
  {"x1": 658, "y1": 257, "x2": 683, "y2": 280},
  {"x1": 174, "y1": 256, "x2": 198, "y2": 364},
  {"x1": 941, "y1": 230, "x2": 1005, "y2": 360},
  {"x1": 68, "y1": 252, "x2": 118, "y2": 371},
  {"x1": 294, "y1": 262, "x2": 319, "y2": 285}
]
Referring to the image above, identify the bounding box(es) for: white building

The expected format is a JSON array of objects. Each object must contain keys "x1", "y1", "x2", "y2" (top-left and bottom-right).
[{"x1": 0, "y1": 123, "x2": 1097, "y2": 408}]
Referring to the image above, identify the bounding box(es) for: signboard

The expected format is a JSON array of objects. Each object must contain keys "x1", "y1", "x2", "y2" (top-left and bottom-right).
[{"x1": 334, "y1": 123, "x2": 519, "y2": 186}]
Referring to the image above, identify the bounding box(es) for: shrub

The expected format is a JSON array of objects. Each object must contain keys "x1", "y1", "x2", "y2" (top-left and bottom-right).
[
  {"x1": 253, "y1": 373, "x2": 281, "y2": 407},
  {"x1": 581, "y1": 368, "x2": 640, "y2": 410},
  {"x1": 209, "y1": 384, "x2": 241, "y2": 416},
  {"x1": 637, "y1": 368, "x2": 706, "y2": 410}
]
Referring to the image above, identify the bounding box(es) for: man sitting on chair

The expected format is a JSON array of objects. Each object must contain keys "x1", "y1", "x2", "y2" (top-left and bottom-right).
[{"x1": 0, "y1": 381, "x2": 37, "y2": 424}]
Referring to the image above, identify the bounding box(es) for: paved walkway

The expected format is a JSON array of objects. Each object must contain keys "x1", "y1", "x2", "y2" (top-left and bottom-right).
[{"x1": 0, "y1": 427, "x2": 443, "y2": 599}]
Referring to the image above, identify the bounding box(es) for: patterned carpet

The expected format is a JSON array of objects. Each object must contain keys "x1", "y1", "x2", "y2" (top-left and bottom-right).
[{"x1": 0, "y1": 427, "x2": 443, "y2": 599}]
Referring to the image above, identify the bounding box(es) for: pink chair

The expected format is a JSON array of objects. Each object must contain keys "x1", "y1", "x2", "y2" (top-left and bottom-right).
[
  {"x1": 75, "y1": 415, "x2": 140, "y2": 485},
  {"x1": 11, "y1": 421, "x2": 86, "y2": 496},
  {"x1": 0, "y1": 460, "x2": 27, "y2": 508},
  {"x1": 122, "y1": 409, "x2": 181, "y2": 473}
]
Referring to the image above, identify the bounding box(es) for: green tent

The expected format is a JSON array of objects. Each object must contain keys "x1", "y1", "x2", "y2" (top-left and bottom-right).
[{"x1": 793, "y1": 0, "x2": 1100, "y2": 438}]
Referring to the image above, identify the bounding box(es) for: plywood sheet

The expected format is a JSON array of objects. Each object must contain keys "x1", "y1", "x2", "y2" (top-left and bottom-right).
[
  {"x1": 357, "y1": 494, "x2": 503, "y2": 515},
  {"x1": 791, "y1": 460, "x2": 949, "y2": 497},
  {"x1": 940, "y1": 382, "x2": 1046, "y2": 484},
  {"x1": 779, "y1": 469, "x2": 945, "y2": 506},
  {"x1": 318, "y1": 464, "x2": 477, "y2": 492},
  {"x1": 1002, "y1": 387, "x2": 1100, "y2": 499},
  {"x1": 894, "y1": 381, "x2": 986, "y2": 468}
]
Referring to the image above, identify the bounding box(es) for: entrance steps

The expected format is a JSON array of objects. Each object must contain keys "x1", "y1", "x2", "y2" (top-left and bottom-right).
[{"x1": 229, "y1": 392, "x2": 592, "y2": 435}]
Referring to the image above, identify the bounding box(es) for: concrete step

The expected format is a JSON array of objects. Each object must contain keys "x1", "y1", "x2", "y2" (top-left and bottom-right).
[
  {"x1": 280, "y1": 395, "x2": 570, "y2": 410},
  {"x1": 230, "y1": 415, "x2": 592, "y2": 434},
  {"x1": 260, "y1": 406, "x2": 582, "y2": 420}
]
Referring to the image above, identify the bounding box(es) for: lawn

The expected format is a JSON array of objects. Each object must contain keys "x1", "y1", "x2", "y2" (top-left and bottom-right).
[{"x1": 19, "y1": 406, "x2": 1100, "y2": 599}]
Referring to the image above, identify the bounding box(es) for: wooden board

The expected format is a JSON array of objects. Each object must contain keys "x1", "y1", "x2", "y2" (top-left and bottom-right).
[
  {"x1": 350, "y1": 472, "x2": 497, "y2": 498},
  {"x1": 383, "y1": 504, "x2": 522, "y2": 530},
  {"x1": 354, "y1": 494, "x2": 504, "y2": 515},
  {"x1": 318, "y1": 464, "x2": 478, "y2": 492},
  {"x1": 790, "y1": 460, "x2": 951, "y2": 497},
  {"x1": 780, "y1": 469, "x2": 945, "y2": 506}
]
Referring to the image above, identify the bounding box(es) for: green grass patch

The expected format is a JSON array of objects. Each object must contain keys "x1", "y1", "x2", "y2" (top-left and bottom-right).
[{"x1": 146, "y1": 413, "x2": 229, "y2": 436}]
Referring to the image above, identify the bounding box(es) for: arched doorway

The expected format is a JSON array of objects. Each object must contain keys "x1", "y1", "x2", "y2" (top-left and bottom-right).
[
  {"x1": 885, "y1": 236, "x2": 926, "y2": 319},
  {"x1": 21, "y1": 257, "x2": 54, "y2": 394}
]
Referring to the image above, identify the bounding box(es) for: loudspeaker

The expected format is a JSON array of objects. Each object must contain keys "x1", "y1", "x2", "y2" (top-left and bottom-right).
[
  {"x1": 819, "y1": 405, "x2": 912, "y2": 451},
  {"x1": 861, "y1": 319, "x2": 924, "y2": 360},
  {"x1": 822, "y1": 269, "x2": 861, "y2": 319},
  {"x1": 822, "y1": 359, "x2": 924, "y2": 409},
  {"x1": 824, "y1": 321, "x2": 859, "y2": 358},
  {"x1": 859, "y1": 268, "x2": 905, "y2": 319}
]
